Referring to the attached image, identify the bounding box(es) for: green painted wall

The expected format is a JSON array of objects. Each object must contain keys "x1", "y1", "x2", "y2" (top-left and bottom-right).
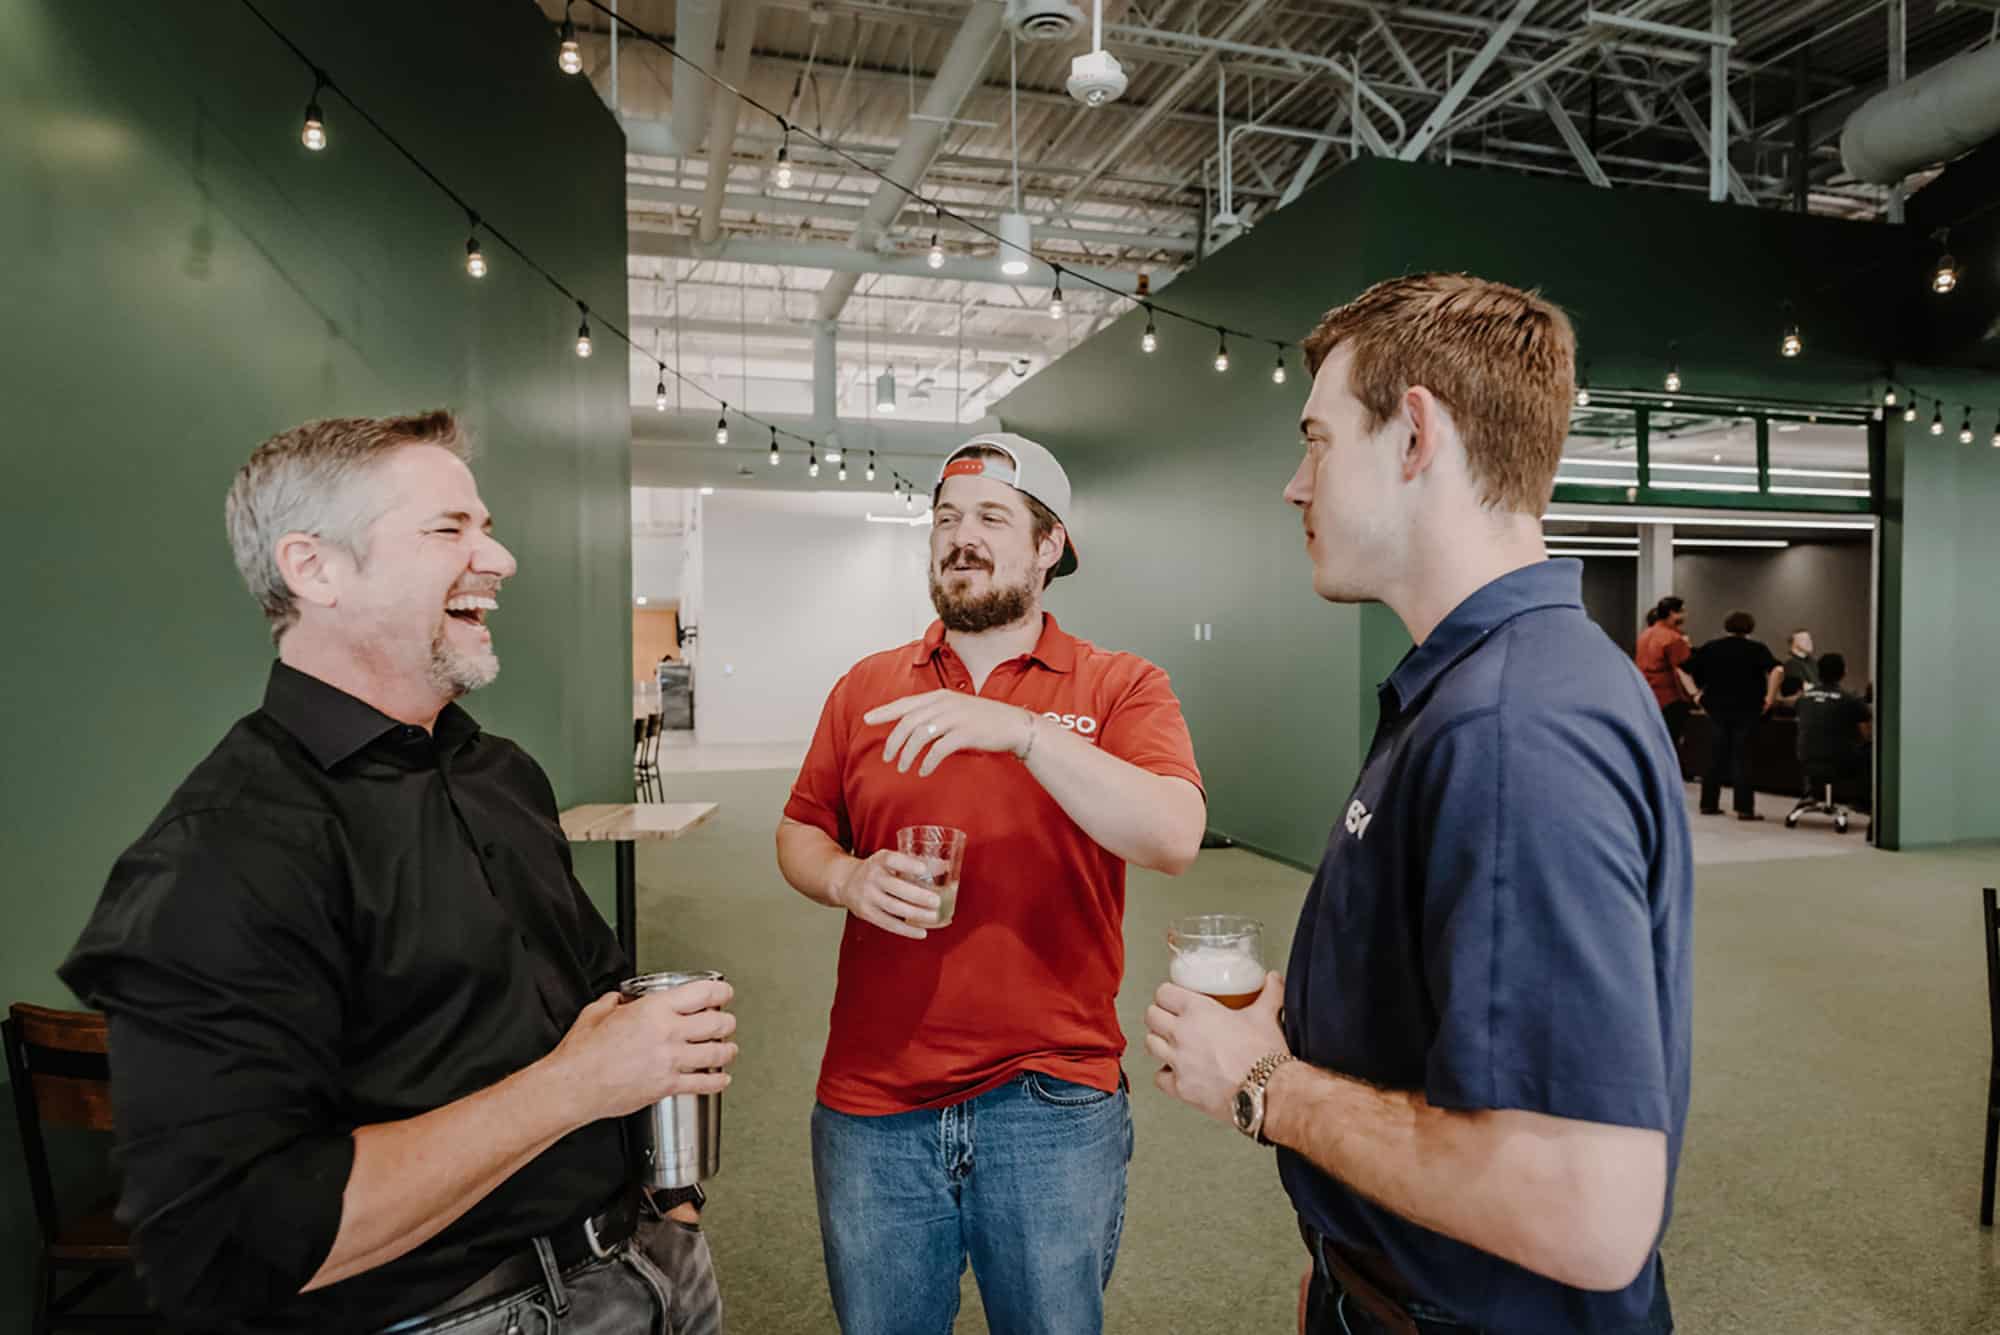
[
  {"x1": 0, "y1": 1, "x2": 631, "y2": 1322},
  {"x1": 1004, "y1": 156, "x2": 1998, "y2": 863}
]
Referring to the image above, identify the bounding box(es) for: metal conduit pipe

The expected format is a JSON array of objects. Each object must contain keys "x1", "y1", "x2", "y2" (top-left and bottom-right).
[{"x1": 1840, "y1": 39, "x2": 2000, "y2": 184}]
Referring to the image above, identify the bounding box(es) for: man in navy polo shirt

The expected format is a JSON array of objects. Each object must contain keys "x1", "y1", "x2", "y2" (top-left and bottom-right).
[{"x1": 1146, "y1": 274, "x2": 1692, "y2": 1334}]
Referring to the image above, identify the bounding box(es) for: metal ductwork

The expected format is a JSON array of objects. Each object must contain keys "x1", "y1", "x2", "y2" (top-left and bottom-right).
[
  {"x1": 671, "y1": 0, "x2": 724, "y2": 159},
  {"x1": 1840, "y1": 40, "x2": 2000, "y2": 185}
]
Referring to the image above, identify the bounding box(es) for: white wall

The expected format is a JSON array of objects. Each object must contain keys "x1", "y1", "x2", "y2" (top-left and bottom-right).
[
  {"x1": 632, "y1": 486, "x2": 693, "y2": 605},
  {"x1": 692, "y1": 490, "x2": 937, "y2": 745}
]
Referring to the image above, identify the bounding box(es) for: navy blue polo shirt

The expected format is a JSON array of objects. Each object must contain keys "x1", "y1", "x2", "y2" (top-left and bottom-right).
[{"x1": 1280, "y1": 560, "x2": 1693, "y2": 1333}]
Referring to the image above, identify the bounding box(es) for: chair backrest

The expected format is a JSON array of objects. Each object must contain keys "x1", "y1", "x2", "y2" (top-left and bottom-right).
[
  {"x1": 5, "y1": 1004, "x2": 113, "y2": 1246},
  {"x1": 644, "y1": 711, "x2": 664, "y2": 767},
  {"x1": 1985, "y1": 888, "x2": 1999, "y2": 1067}
]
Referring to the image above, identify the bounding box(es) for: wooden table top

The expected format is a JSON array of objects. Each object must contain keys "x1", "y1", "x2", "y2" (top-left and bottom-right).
[{"x1": 560, "y1": 802, "x2": 719, "y2": 843}]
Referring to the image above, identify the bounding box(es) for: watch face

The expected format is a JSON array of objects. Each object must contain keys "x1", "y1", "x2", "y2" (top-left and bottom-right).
[{"x1": 1233, "y1": 1087, "x2": 1257, "y2": 1132}]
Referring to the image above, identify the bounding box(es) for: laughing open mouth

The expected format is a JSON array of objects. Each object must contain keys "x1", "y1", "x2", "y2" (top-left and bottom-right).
[{"x1": 445, "y1": 593, "x2": 498, "y2": 627}]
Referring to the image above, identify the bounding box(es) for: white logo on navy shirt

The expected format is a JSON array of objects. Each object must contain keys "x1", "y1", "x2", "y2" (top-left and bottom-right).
[{"x1": 1344, "y1": 799, "x2": 1374, "y2": 840}]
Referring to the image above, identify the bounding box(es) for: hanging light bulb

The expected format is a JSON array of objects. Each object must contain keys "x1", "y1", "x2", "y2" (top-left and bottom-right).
[
  {"x1": 301, "y1": 77, "x2": 327, "y2": 151},
  {"x1": 655, "y1": 370, "x2": 668, "y2": 413},
  {"x1": 1663, "y1": 343, "x2": 1682, "y2": 394},
  {"x1": 772, "y1": 128, "x2": 794, "y2": 190},
  {"x1": 1930, "y1": 404, "x2": 1945, "y2": 436},
  {"x1": 1213, "y1": 332, "x2": 1230, "y2": 374},
  {"x1": 1959, "y1": 407, "x2": 1974, "y2": 445},
  {"x1": 1780, "y1": 324, "x2": 1802, "y2": 358},
  {"x1": 839, "y1": 460, "x2": 849, "y2": 482},
  {"x1": 574, "y1": 305, "x2": 592, "y2": 358},
  {"x1": 1883, "y1": 386, "x2": 1897, "y2": 407},
  {"x1": 715, "y1": 409, "x2": 729, "y2": 446},
  {"x1": 1991, "y1": 416, "x2": 2000, "y2": 449},
  {"x1": 997, "y1": 211, "x2": 1033, "y2": 276},
  {"x1": 1271, "y1": 347, "x2": 1288, "y2": 385},
  {"x1": 904, "y1": 487, "x2": 914, "y2": 511},
  {"x1": 768, "y1": 428, "x2": 781, "y2": 467},
  {"x1": 1575, "y1": 380, "x2": 1591, "y2": 407},
  {"x1": 809, "y1": 448, "x2": 821, "y2": 479},
  {"x1": 866, "y1": 450, "x2": 877, "y2": 482},
  {"x1": 928, "y1": 210, "x2": 945, "y2": 269},
  {"x1": 558, "y1": 5, "x2": 583, "y2": 74},
  {"x1": 1048, "y1": 273, "x2": 1065, "y2": 320},
  {"x1": 1141, "y1": 306, "x2": 1158, "y2": 354},
  {"x1": 875, "y1": 369, "x2": 897, "y2": 414},
  {"x1": 465, "y1": 234, "x2": 487, "y2": 278},
  {"x1": 1931, "y1": 229, "x2": 1958, "y2": 294},
  {"x1": 1902, "y1": 401, "x2": 1918, "y2": 423}
]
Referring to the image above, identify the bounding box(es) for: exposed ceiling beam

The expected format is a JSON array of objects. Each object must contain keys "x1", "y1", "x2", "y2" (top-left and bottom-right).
[
  {"x1": 631, "y1": 229, "x2": 1149, "y2": 292},
  {"x1": 1669, "y1": 89, "x2": 1756, "y2": 204},
  {"x1": 670, "y1": 0, "x2": 723, "y2": 157},
  {"x1": 1530, "y1": 84, "x2": 1611, "y2": 187},
  {"x1": 1438, "y1": 0, "x2": 1680, "y2": 141},
  {"x1": 630, "y1": 314, "x2": 1047, "y2": 358},
  {"x1": 814, "y1": 3, "x2": 1006, "y2": 322},
  {"x1": 698, "y1": 4, "x2": 763, "y2": 245},
  {"x1": 1401, "y1": 0, "x2": 1541, "y2": 160}
]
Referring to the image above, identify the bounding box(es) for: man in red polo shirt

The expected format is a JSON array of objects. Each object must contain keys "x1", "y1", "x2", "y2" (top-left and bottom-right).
[{"x1": 776, "y1": 433, "x2": 1206, "y2": 1335}]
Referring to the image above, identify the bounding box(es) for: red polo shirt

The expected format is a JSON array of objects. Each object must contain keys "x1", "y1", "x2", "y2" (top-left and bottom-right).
[{"x1": 785, "y1": 614, "x2": 1203, "y2": 1116}]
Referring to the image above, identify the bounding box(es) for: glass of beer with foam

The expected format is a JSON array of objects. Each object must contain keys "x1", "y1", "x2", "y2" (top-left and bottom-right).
[{"x1": 1166, "y1": 915, "x2": 1265, "y2": 1009}]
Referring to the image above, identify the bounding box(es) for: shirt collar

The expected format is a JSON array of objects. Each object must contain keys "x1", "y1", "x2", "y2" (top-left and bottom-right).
[
  {"x1": 911, "y1": 613, "x2": 1078, "y2": 675},
  {"x1": 261, "y1": 661, "x2": 482, "y2": 770},
  {"x1": 1384, "y1": 559, "x2": 1584, "y2": 713}
]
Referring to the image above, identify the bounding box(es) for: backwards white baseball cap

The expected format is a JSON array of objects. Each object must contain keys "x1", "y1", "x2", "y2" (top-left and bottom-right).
[{"x1": 933, "y1": 432, "x2": 1079, "y2": 579}]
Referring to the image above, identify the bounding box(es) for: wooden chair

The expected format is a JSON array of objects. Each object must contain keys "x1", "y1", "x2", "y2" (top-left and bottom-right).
[
  {"x1": 4, "y1": 1004, "x2": 155, "y2": 1332},
  {"x1": 634, "y1": 712, "x2": 664, "y2": 801},
  {"x1": 1982, "y1": 888, "x2": 1999, "y2": 1227}
]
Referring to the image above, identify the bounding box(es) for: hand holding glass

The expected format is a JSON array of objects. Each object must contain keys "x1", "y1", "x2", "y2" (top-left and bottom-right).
[{"x1": 1166, "y1": 914, "x2": 1264, "y2": 1009}]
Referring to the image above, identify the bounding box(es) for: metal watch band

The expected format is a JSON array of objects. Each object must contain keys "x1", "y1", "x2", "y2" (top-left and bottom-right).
[{"x1": 1246, "y1": 1050, "x2": 1296, "y2": 1146}]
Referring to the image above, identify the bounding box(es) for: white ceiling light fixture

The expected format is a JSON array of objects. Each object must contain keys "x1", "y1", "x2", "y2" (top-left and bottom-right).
[
  {"x1": 875, "y1": 369, "x2": 898, "y2": 414},
  {"x1": 1674, "y1": 538, "x2": 1790, "y2": 549},
  {"x1": 1065, "y1": 0, "x2": 1127, "y2": 107}
]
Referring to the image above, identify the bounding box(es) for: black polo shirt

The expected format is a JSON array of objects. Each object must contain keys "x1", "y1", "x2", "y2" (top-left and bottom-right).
[
  {"x1": 59, "y1": 663, "x2": 630, "y2": 1333},
  {"x1": 1280, "y1": 561, "x2": 1693, "y2": 1333},
  {"x1": 1690, "y1": 635, "x2": 1780, "y2": 717}
]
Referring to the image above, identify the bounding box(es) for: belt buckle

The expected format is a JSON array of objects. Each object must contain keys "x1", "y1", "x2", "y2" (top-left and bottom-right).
[{"x1": 583, "y1": 1213, "x2": 616, "y2": 1260}]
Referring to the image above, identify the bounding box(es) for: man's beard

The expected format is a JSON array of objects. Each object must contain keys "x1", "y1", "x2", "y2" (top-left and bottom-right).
[
  {"x1": 930, "y1": 550, "x2": 1036, "y2": 632},
  {"x1": 427, "y1": 615, "x2": 500, "y2": 699}
]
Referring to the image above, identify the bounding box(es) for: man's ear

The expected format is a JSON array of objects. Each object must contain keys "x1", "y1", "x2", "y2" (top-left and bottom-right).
[
  {"x1": 275, "y1": 532, "x2": 342, "y2": 613},
  {"x1": 1039, "y1": 522, "x2": 1067, "y2": 578},
  {"x1": 1400, "y1": 386, "x2": 1448, "y2": 483}
]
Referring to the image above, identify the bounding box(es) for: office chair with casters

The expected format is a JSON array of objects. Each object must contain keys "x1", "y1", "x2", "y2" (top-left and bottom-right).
[
  {"x1": 1982, "y1": 887, "x2": 1998, "y2": 1227},
  {"x1": 1784, "y1": 773, "x2": 1850, "y2": 834}
]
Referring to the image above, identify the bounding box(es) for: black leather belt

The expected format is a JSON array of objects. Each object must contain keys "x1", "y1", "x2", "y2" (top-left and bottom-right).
[
  {"x1": 386, "y1": 1185, "x2": 647, "y2": 1331},
  {"x1": 1301, "y1": 1220, "x2": 1421, "y2": 1335}
]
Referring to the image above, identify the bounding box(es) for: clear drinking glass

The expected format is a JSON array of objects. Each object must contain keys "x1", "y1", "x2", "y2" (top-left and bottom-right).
[
  {"x1": 895, "y1": 826, "x2": 968, "y2": 927},
  {"x1": 1166, "y1": 914, "x2": 1265, "y2": 1009}
]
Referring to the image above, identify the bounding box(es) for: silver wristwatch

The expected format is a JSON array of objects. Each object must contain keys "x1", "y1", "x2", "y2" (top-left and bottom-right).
[{"x1": 1233, "y1": 1050, "x2": 1296, "y2": 1145}]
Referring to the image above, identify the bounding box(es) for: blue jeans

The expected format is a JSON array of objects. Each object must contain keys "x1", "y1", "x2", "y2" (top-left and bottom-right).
[{"x1": 811, "y1": 1071, "x2": 1134, "y2": 1335}]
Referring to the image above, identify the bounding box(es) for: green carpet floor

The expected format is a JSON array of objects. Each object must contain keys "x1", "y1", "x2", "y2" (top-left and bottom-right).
[{"x1": 638, "y1": 769, "x2": 2000, "y2": 1333}]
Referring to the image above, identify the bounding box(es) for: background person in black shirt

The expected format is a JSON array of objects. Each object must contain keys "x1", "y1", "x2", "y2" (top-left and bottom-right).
[
  {"x1": 1778, "y1": 628, "x2": 1818, "y2": 703},
  {"x1": 60, "y1": 412, "x2": 738, "y2": 1334},
  {"x1": 1796, "y1": 652, "x2": 1872, "y2": 796},
  {"x1": 1689, "y1": 610, "x2": 1785, "y2": 820}
]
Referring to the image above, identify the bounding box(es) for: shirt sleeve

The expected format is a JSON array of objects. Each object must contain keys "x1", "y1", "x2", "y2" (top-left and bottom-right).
[
  {"x1": 783, "y1": 673, "x2": 855, "y2": 848},
  {"x1": 57, "y1": 815, "x2": 356, "y2": 1325},
  {"x1": 1664, "y1": 636, "x2": 1691, "y2": 670},
  {"x1": 1096, "y1": 662, "x2": 1205, "y2": 793},
  {"x1": 1414, "y1": 707, "x2": 1672, "y2": 1133}
]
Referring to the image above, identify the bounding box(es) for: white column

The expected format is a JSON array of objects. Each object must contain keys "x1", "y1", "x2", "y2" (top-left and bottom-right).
[{"x1": 1637, "y1": 523, "x2": 1676, "y2": 634}]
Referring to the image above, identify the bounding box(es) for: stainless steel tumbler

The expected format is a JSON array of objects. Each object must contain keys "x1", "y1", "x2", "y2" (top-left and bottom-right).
[{"x1": 618, "y1": 970, "x2": 725, "y2": 1188}]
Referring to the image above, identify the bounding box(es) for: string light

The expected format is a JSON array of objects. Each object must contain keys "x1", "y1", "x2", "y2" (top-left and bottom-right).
[
  {"x1": 1931, "y1": 229, "x2": 1958, "y2": 294},
  {"x1": 1141, "y1": 306, "x2": 1157, "y2": 354},
  {"x1": 715, "y1": 408, "x2": 729, "y2": 446},
  {"x1": 905, "y1": 487, "x2": 914, "y2": 511},
  {"x1": 1271, "y1": 346, "x2": 1287, "y2": 385},
  {"x1": 1780, "y1": 323, "x2": 1802, "y2": 358},
  {"x1": 1048, "y1": 273, "x2": 1065, "y2": 320},
  {"x1": 773, "y1": 130, "x2": 793, "y2": 191},
  {"x1": 928, "y1": 209, "x2": 945, "y2": 270},
  {"x1": 1883, "y1": 385, "x2": 1897, "y2": 407},
  {"x1": 558, "y1": 3, "x2": 583, "y2": 74},
  {"x1": 1992, "y1": 416, "x2": 2000, "y2": 449},
  {"x1": 809, "y1": 448, "x2": 820, "y2": 478},
  {"x1": 838, "y1": 459, "x2": 849, "y2": 482},
  {"x1": 574, "y1": 304, "x2": 592, "y2": 358},
  {"x1": 1930, "y1": 404, "x2": 1944, "y2": 436},
  {"x1": 1902, "y1": 400, "x2": 1918, "y2": 423},
  {"x1": 655, "y1": 370, "x2": 668, "y2": 412},
  {"x1": 866, "y1": 450, "x2": 877, "y2": 482},
  {"x1": 1213, "y1": 332, "x2": 1230, "y2": 374},
  {"x1": 1663, "y1": 345, "x2": 1681, "y2": 395},
  {"x1": 301, "y1": 74, "x2": 327, "y2": 151},
  {"x1": 769, "y1": 427, "x2": 781, "y2": 467},
  {"x1": 1959, "y1": 406, "x2": 1974, "y2": 445},
  {"x1": 465, "y1": 231, "x2": 487, "y2": 278}
]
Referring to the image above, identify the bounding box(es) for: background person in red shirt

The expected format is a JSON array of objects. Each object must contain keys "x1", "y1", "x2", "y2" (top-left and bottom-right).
[
  {"x1": 775, "y1": 433, "x2": 1206, "y2": 1335},
  {"x1": 1634, "y1": 594, "x2": 1700, "y2": 746}
]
